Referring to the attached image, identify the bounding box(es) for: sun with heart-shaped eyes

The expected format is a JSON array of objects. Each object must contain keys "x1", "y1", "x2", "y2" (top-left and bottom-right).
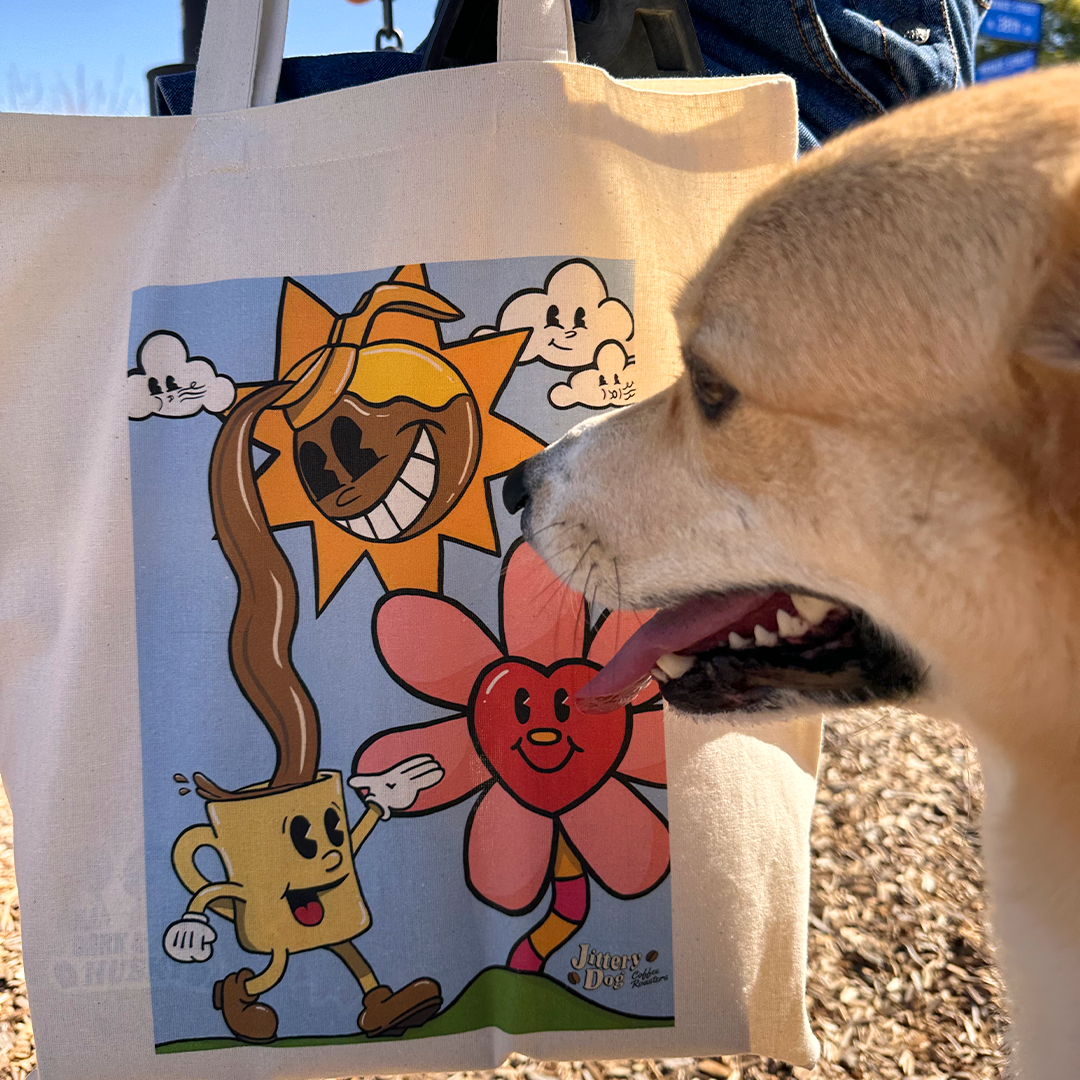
[{"x1": 229, "y1": 265, "x2": 543, "y2": 610}]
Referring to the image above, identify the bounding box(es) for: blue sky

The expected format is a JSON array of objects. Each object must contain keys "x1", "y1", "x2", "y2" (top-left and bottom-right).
[{"x1": 0, "y1": 0, "x2": 439, "y2": 114}]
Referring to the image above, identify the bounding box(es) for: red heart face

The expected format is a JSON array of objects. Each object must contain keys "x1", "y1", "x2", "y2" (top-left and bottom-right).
[{"x1": 469, "y1": 658, "x2": 630, "y2": 815}]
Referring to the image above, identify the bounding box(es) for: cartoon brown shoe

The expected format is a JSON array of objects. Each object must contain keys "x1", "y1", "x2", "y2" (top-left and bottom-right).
[
  {"x1": 213, "y1": 968, "x2": 279, "y2": 1043},
  {"x1": 358, "y1": 978, "x2": 442, "y2": 1037}
]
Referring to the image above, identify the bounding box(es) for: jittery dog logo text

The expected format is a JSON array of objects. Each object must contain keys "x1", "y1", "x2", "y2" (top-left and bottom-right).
[{"x1": 565, "y1": 944, "x2": 668, "y2": 992}]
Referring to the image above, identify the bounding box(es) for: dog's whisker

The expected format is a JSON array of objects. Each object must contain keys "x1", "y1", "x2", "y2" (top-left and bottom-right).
[
  {"x1": 613, "y1": 555, "x2": 624, "y2": 646},
  {"x1": 527, "y1": 519, "x2": 576, "y2": 539},
  {"x1": 564, "y1": 538, "x2": 599, "y2": 589},
  {"x1": 580, "y1": 563, "x2": 597, "y2": 621}
]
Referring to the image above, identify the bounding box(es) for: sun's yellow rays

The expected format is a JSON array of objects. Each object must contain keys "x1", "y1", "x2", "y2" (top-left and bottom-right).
[{"x1": 241, "y1": 265, "x2": 543, "y2": 610}]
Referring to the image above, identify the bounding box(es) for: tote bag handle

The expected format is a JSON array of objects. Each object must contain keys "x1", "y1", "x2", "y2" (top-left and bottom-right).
[{"x1": 192, "y1": 0, "x2": 576, "y2": 115}]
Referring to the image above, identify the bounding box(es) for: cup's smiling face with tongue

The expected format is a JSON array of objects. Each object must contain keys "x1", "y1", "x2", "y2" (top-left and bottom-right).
[
  {"x1": 281, "y1": 802, "x2": 352, "y2": 927},
  {"x1": 202, "y1": 771, "x2": 371, "y2": 956}
]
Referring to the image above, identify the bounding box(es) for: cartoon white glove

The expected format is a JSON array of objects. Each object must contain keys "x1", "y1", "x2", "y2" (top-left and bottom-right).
[
  {"x1": 349, "y1": 754, "x2": 445, "y2": 820},
  {"x1": 163, "y1": 912, "x2": 217, "y2": 963}
]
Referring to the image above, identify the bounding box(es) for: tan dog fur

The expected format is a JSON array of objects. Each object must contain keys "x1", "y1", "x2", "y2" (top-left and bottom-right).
[{"x1": 521, "y1": 68, "x2": 1080, "y2": 1076}]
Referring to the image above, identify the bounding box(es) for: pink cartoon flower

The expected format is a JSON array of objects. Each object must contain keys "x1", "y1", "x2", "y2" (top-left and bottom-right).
[{"x1": 353, "y1": 539, "x2": 668, "y2": 972}]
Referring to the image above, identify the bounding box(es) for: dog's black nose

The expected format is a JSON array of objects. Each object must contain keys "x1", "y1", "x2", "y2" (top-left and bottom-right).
[{"x1": 503, "y1": 461, "x2": 530, "y2": 515}]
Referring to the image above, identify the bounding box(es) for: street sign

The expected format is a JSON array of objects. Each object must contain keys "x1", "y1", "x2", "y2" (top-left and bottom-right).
[
  {"x1": 976, "y1": 47, "x2": 1038, "y2": 80},
  {"x1": 981, "y1": 0, "x2": 1043, "y2": 44}
]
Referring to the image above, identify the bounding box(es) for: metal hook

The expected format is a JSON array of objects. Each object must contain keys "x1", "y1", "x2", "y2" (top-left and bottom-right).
[{"x1": 376, "y1": 0, "x2": 404, "y2": 50}]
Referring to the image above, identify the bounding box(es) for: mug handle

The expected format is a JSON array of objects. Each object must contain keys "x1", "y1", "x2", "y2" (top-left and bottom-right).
[{"x1": 171, "y1": 824, "x2": 237, "y2": 922}]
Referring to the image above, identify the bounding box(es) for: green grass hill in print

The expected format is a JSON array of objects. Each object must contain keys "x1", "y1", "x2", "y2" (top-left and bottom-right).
[{"x1": 156, "y1": 967, "x2": 674, "y2": 1053}]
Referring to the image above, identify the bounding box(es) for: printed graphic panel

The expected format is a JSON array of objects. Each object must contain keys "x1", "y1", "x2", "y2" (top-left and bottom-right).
[{"x1": 128, "y1": 257, "x2": 673, "y2": 1053}]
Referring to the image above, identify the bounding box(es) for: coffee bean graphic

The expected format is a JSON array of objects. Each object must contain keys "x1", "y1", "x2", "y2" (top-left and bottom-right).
[
  {"x1": 568, "y1": 971, "x2": 580, "y2": 984},
  {"x1": 646, "y1": 949, "x2": 659, "y2": 962}
]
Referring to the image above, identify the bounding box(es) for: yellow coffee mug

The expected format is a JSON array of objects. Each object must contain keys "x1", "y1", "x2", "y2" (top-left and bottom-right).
[{"x1": 171, "y1": 770, "x2": 370, "y2": 955}]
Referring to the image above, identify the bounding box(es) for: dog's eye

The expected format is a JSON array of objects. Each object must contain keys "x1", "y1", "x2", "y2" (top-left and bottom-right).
[
  {"x1": 545, "y1": 305, "x2": 563, "y2": 329},
  {"x1": 573, "y1": 307, "x2": 586, "y2": 329},
  {"x1": 688, "y1": 358, "x2": 739, "y2": 422}
]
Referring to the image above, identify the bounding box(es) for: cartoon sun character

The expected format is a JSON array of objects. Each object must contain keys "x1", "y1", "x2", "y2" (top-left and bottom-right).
[
  {"x1": 352, "y1": 541, "x2": 669, "y2": 973},
  {"x1": 236, "y1": 266, "x2": 543, "y2": 607}
]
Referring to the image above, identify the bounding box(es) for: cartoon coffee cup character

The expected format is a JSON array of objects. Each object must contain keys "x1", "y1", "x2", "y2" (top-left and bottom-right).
[
  {"x1": 164, "y1": 764, "x2": 443, "y2": 1042},
  {"x1": 161, "y1": 316, "x2": 451, "y2": 1043}
]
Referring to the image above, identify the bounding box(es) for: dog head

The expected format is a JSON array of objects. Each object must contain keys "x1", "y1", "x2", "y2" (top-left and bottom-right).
[{"x1": 514, "y1": 70, "x2": 1080, "y2": 746}]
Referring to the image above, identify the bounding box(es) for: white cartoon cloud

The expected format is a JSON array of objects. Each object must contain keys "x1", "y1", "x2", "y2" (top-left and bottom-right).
[
  {"x1": 549, "y1": 341, "x2": 638, "y2": 410},
  {"x1": 481, "y1": 260, "x2": 633, "y2": 371},
  {"x1": 127, "y1": 332, "x2": 236, "y2": 420}
]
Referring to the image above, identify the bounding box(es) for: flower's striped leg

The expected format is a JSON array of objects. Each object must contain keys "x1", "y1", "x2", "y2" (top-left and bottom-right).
[{"x1": 507, "y1": 831, "x2": 589, "y2": 972}]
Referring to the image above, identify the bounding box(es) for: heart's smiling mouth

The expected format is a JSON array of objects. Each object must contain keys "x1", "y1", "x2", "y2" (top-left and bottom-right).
[{"x1": 511, "y1": 736, "x2": 583, "y2": 773}]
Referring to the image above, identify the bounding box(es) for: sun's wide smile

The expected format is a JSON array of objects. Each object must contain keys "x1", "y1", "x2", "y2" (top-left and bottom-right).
[
  {"x1": 511, "y1": 735, "x2": 583, "y2": 773},
  {"x1": 328, "y1": 426, "x2": 438, "y2": 542},
  {"x1": 577, "y1": 589, "x2": 923, "y2": 716}
]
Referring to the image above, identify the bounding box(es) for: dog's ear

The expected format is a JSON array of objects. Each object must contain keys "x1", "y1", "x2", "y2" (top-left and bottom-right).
[{"x1": 1019, "y1": 186, "x2": 1080, "y2": 370}]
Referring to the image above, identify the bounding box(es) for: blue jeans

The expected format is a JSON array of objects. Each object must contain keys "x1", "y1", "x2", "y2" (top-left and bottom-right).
[
  {"x1": 687, "y1": 1, "x2": 988, "y2": 150},
  {"x1": 157, "y1": 1, "x2": 986, "y2": 151}
]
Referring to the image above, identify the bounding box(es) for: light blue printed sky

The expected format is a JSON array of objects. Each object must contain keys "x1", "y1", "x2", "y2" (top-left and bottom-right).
[{"x1": 128, "y1": 255, "x2": 677, "y2": 1048}]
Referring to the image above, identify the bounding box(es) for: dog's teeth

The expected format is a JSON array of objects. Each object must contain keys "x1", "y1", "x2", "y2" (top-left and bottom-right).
[
  {"x1": 790, "y1": 594, "x2": 835, "y2": 625},
  {"x1": 776, "y1": 609, "x2": 810, "y2": 638},
  {"x1": 729, "y1": 631, "x2": 753, "y2": 650},
  {"x1": 650, "y1": 667, "x2": 669, "y2": 684},
  {"x1": 754, "y1": 624, "x2": 780, "y2": 647},
  {"x1": 655, "y1": 652, "x2": 696, "y2": 679}
]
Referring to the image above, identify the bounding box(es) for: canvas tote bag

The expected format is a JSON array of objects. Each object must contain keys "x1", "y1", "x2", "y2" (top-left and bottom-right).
[{"x1": 0, "y1": 1, "x2": 823, "y2": 1075}]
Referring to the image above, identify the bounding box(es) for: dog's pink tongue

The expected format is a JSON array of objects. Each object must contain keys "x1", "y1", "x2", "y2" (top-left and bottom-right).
[{"x1": 577, "y1": 592, "x2": 768, "y2": 713}]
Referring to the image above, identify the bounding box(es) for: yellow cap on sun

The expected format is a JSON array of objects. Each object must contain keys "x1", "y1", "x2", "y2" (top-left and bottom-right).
[
  {"x1": 347, "y1": 342, "x2": 469, "y2": 408},
  {"x1": 279, "y1": 341, "x2": 470, "y2": 429}
]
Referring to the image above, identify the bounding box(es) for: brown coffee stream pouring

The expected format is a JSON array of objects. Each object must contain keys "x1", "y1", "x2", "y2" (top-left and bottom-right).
[
  {"x1": 206, "y1": 381, "x2": 321, "y2": 794},
  {"x1": 200, "y1": 278, "x2": 465, "y2": 798}
]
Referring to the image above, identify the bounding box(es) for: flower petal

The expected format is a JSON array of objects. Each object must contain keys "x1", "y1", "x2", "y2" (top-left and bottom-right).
[
  {"x1": 352, "y1": 715, "x2": 489, "y2": 813},
  {"x1": 466, "y1": 783, "x2": 555, "y2": 914},
  {"x1": 560, "y1": 777, "x2": 669, "y2": 897},
  {"x1": 376, "y1": 592, "x2": 502, "y2": 707},
  {"x1": 617, "y1": 708, "x2": 667, "y2": 785},
  {"x1": 589, "y1": 608, "x2": 660, "y2": 705},
  {"x1": 502, "y1": 541, "x2": 585, "y2": 666}
]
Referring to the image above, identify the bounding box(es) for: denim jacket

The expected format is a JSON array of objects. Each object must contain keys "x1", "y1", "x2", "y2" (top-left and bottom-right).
[{"x1": 688, "y1": 1, "x2": 988, "y2": 149}]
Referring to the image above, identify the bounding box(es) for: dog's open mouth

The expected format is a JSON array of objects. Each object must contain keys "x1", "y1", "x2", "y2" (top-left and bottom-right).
[{"x1": 577, "y1": 589, "x2": 922, "y2": 716}]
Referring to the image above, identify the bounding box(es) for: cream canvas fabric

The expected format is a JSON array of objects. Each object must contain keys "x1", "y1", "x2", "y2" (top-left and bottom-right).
[{"x1": 0, "y1": 1, "x2": 820, "y2": 1076}]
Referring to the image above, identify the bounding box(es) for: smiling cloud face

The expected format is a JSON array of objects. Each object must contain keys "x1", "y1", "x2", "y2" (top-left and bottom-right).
[
  {"x1": 549, "y1": 341, "x2": 637, "y2": 410},
  {"x1": 127, "y1": 331, "x2": 236, "y2": 420},
  {"x1": 488, "y1": 260, "x2": 633, "y2": 370}
]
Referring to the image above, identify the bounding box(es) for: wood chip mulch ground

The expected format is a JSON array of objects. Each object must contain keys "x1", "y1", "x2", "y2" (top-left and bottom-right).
[{"x1": 0, "y1": 708, "x2": 1009, "y2": 1080}]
